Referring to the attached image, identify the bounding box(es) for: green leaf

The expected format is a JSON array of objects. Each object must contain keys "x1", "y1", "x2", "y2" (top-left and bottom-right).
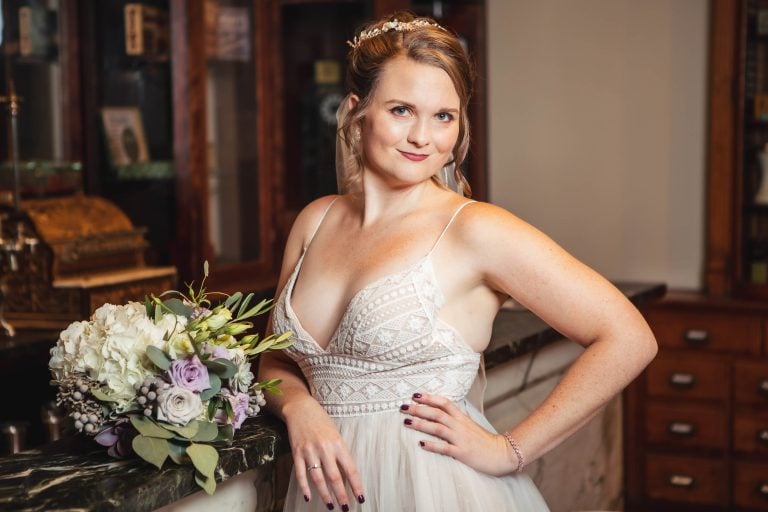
[
  {"x1": 146, "y1": 346, "x2": 171, "y2": 371},
  {"x1": 204, "y1": 358, "x2": 236, "y2": 379},
  {"x1": 190, "y1": 421, "x2": 219, "y2": 442},
  {"x1": 224, "y1": 292, "x2": 243, "y2": 309},
  {"x1": 132, "y1": 435, "x2": 170, "y2": 469},
  {"x1": 163, "y1": 298, "x2": 194, "y2": 317},
  {"x1": 167, "y1": 439, "x2": 190, "y2": 464},
  {"x1": 91, "y1": 388, "x2": 119, "y2": 402},
  {"x1": 162, "y1": 421, "x2": 200, "y2": 439},
  {"x1": 195, "y1": 470, "x2": 216, "y2": 495},
  {"x1": 130, "y1": 416, "x2": 174, "y2": 439},
  {"x1": 239, "y1": 299, "x2": 273, "y2": 321},
  {"x1": 200, "y1": 373, "x2": 221, "y2": 401},
  {"x1": 236, "y1": 293, "x2": 254, "y2": 319},
  {"x1": 187, "y1": 442, "x2": 219, "y2": 478},
  {"x1": 215, "y1": 424, "x2": 234, "y2": 443},
  {"x1": 144, "y1": 297, "x2": 155, "y2": 318}
]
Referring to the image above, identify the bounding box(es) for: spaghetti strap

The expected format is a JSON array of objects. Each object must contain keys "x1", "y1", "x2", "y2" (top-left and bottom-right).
[
  {"x1": 306, "y1": 196, "x2": 340, "y2": 250},
  {"x1": 428, "y1": 200, "x2": 476, "y2": 255}
]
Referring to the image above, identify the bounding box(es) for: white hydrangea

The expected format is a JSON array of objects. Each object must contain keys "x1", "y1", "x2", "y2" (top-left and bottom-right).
[{"x1": 49, "y1": 302, "x2": 188, "y2": 411}]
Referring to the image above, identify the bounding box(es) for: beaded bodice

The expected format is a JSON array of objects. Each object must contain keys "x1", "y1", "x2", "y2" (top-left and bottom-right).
[{"x1": 272, "y1": 201, "x2": 481, "y2": 418}]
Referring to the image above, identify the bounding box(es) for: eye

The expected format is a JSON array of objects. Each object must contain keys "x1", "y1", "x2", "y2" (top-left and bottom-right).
[
  {"x1": 436, "y1": 112, "x2": 455, "y2": 122},
  {"x1": 390, "y1": 106, "x2": 411, "y2": 116}
]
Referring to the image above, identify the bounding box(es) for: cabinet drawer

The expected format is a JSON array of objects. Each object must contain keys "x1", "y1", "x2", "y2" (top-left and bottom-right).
[
  {"x1": 734, "y1": 410, "x2": 768, "y2": 455},
  {"x1": 645, "y1": 453, "x2": 728, "y2": 507},
  {"x1": 646, "y1": 354, "x2": 728, "y2": 401},
  {"x1": 734, "y1": 360, "x2": 768, "y2": 406},
  {"x1": 734, "y1": 460, "x2": 768, "y2": 511},
  {"x1": 645, "y1": 402, "x2": 727, "y2": 451},
  {"x1": 645, "y1": 310, "x2": 762, "y2": 354}
]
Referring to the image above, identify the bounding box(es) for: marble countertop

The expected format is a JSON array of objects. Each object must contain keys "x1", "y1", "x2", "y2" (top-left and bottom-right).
[{"x1": 0, "y1": 282, "x2": 665, "y2": 511}]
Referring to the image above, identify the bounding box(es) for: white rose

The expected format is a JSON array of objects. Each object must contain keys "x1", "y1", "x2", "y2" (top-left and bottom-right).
[{"x1": 156, "y1": 386, "x2": 203, "y2": 425}]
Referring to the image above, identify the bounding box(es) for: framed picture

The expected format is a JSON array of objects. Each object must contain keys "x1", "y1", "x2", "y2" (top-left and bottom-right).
[{"x1": 100, "y1": 107, "x2": 150, "y2": 166}]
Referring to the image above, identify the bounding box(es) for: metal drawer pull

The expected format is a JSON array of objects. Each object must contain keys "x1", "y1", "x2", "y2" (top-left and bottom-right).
[
  {"x1": 668, "y1": 422, "x2": 695, "y2": 436},
  {"x1": 758, "y1": 429, "x2": 768, "y2": 443},
  {"x1": 669, "y1": 474, "x2": 695, "y2": 487},
  {"x1": 760, "y1": 380, "x2": 768, "y2": 396},
  {"x1": 683, "y1": 329, "x2": 709, "y2": 345},
  {"x1": 669, "y1": 373, "x2": 695, "y2": 388},
  {"x1": 759, "y1": 483, "x2": 768, "y2": 496}
]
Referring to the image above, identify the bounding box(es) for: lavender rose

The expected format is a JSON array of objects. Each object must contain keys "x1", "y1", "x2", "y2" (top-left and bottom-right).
[
  {"x1": 167, "y1": 355, "x2": 210, "y2": 392},
  {"x1": 156, "y1": 386, "x2": 203, "y2": 425}
]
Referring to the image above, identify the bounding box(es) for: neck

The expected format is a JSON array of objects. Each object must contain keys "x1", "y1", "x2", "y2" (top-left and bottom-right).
[{"x1": 352, "y1": 172, "x2": 441, "y2": 227}]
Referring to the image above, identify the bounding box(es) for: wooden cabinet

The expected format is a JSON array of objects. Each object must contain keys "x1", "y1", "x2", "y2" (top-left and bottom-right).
[{"x1": 625, "y1": 296, "x2": 768, "y2": 511}]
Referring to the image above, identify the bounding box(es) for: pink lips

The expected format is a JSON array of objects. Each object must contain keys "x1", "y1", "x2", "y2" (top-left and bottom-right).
[{"x1": 398, "y1": 150, "x2": 429, "y2": 162}]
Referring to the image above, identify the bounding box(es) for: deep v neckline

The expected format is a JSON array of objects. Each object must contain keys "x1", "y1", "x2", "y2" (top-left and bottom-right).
[{"x1": 284, "y1": 248, "x2": 433, "y2": 352}]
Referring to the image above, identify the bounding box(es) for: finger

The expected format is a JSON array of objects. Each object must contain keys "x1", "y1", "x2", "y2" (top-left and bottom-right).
[
  {"x1": 403, "y1": 402, "x2": 455, "y2": 428},
  {"x1": 319, "y1": 453, "x2": 352, "y2": 510},
  {"x1": 305, "y1": 458, "x2": 336, "y2": 509},
  {"x1": 412, "y1": 392, "x2": 464, "y2": 417},
  {"x1": 292, "y1": 454, "x2": 313, "y2": 503},
  {"x1": 337, "y1": 450, "x2": 366, "y2": 505},
  {"x1": 418, "y1": 438, "x2": 457, "y2": 458},
  {"x1": 404, "y1": 415, "x2": 457, "y2": 444}
]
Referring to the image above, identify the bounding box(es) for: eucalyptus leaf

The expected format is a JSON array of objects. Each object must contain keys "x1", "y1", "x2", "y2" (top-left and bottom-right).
[
  {"x1": 130, "y1": 416, "x2": 174, "y2": 439},
  {"x1": 162, "y1": 421, "x2": 200, "y2": 439},
  {"x1": 236, "y1": 293, "x2": 254, "y2": 319},
  {"x1": 167, "y1": 439, "x2": 190, "y2": 465},
  {"x1": 200, "y1": 373, "x2": 221, "y2": 401},
  {"x1": 195, "y1": 470, "x2": 216, "y2": 495},
  {"x1": 187, "y1": 442, "x2": 219, "y2": 478},
  {"x1": 132, "y1": 435, "x2": 169, "y2": 469},
  {"x1": 146, "y1": 346, "x2": 171, "y2": 371},
  {"x1": 190, "y1": 421, "x2": 219, "y2": 442},
  {"x1": 215, "y1": 424, "x2": 234, "y2": 443},
  {"x1": 204, "y1": 358, "x2": 236, "y2": 379}
]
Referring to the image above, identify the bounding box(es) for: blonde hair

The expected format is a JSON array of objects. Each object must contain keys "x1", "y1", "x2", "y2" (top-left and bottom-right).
[{"x1": 337, "y1": 12, "x2": 474, "y2": 197}]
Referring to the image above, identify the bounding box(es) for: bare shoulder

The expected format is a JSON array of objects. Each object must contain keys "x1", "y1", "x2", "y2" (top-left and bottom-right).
[
  {"x1": 290, "y1": 194, "x2": 342, "y2": 247},
  {"x1": 452, "y1": 200, "x2": 549, "y2": 253}
]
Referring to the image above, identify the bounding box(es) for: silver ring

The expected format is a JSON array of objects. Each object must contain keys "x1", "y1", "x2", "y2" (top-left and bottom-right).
[{"x1": 307, "y1": 463, "x2": 322, "y2": 471}]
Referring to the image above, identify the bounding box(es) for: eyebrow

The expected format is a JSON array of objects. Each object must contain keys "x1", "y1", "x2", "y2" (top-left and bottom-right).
[{"x1": 384, "y1": 99, "x2": 459, "y2": 114}]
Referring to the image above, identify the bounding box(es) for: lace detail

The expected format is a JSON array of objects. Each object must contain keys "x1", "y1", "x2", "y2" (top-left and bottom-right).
[{"x1": 273, "y1": 254, "x2": 480, "y2": 417}]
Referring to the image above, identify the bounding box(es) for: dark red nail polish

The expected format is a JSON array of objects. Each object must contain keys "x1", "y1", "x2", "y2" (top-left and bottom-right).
[
  {"x1": 342, "y1": 505, "x2": 350, "y2": 512},
  {"x1": 326, "y1": 503, "x2": 335, "y2": 510},
  {"x1": 412, "y1": 392, "x2": 422, "y2": 399},
  {"x1": 304, "y1": 495, "x2": 310, "y2": 502},
  {"x1": 404, "y1": 418, "x2": 413, "y2": 425},
  {"x1": 400, "y1": 404, "x2": 409, "y2": 411},
  {"x1": 419, "y1": 440, "x2": 426, "y2": 447},
  {"x1": 357, "y1": 495, "x2": 366, "y2": 504}
]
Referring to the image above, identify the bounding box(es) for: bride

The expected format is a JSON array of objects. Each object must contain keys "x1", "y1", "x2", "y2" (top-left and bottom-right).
[{"x1": 259, "y1": 11, "x2": 657, "y2": 511}]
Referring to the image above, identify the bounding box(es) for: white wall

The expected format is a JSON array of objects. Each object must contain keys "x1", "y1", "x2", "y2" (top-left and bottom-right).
[{"x1": 487, "y1": 0, "x2": 709, "y2": 290}]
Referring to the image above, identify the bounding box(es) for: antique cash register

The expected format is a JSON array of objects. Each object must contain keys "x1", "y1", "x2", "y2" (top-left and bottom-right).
[{"x1": 0, "y1": 195, "x2": 176, "y2": 332}]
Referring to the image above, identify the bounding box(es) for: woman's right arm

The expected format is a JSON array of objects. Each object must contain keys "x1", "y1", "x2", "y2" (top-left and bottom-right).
[{"x1": 258, "y1": 195, "x2": 365, "y2": 509}]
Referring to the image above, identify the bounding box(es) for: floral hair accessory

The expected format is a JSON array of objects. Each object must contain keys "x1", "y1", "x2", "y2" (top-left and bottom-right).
[{"x1": 347, "y1": 18, "x2": 445, "y2": 49}]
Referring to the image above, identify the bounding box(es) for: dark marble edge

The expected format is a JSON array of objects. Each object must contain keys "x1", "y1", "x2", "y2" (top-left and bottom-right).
[
  {"x1": 484, "y1": 282, "x2": 667, "y2": 371},
  {"x1": 0, "y1": 414, "x2": 289, "y2": 512},
  {"x1": 0, "y1": 281, "x2": 665, "y2": 511}
]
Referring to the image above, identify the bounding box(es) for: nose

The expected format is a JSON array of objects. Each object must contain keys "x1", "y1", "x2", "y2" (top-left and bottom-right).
[{"x1": 407, "y1": 118, "x2": 430, "y2": 148}]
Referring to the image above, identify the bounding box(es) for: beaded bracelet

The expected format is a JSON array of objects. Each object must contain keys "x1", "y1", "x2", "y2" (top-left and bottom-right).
[{"x1": 502, "y1": 432, "x2": 524, "y2": 473}]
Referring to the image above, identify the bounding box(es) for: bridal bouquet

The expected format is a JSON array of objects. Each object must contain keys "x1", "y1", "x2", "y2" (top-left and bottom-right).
[{"x1": 48, "y1": 263, "x2": 292, "y2": 494}]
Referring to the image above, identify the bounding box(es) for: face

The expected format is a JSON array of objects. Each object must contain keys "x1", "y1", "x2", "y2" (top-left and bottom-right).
[{"x1": 355, "y1": 56, "x2": 461, "y2": 190}]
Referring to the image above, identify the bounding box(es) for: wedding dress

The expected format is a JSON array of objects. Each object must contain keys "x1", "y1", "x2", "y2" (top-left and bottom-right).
[{"x1": 272, "y1": 200, "x2": 550, "y2": 511}]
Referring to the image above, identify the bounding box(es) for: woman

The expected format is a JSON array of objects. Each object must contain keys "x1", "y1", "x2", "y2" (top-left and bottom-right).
[{"x1": 259, "y1": 12, "x2": 657, "y2": 511}]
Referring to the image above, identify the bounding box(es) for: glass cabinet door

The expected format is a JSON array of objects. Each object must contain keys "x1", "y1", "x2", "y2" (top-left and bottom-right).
[{"x1": 0, "y1": 0, "x2": 82, "y2": 201}]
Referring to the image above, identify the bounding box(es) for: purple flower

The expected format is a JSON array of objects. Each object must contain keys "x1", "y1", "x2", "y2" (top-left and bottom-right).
[
  {"x1": 217, "y1": 389, "x2": 251, "y2": 430},
  {"x1": 94, "y1": 419, "x2": 137, "y2": 458},
  {"x1": 168, "y1": 356, "x2": 210, "y2": 392},
  {"x1": 204, "y1": 343, "x2": 231, "y2": 360}
]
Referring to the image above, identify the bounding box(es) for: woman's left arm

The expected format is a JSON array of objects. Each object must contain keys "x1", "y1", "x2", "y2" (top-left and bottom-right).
[{"x1": 401, "y1": 201, "x2": 658, "y2": 475}]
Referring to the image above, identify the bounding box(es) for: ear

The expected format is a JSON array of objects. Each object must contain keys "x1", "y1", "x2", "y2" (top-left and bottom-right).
[{"x1": 347, "y1": 93, "x2": 360, "y2": 111}]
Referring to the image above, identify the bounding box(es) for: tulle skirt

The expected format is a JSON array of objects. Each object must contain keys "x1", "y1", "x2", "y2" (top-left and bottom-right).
[{"x1": 283, "y1": 400, "x2": 550, "y2": 511}]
